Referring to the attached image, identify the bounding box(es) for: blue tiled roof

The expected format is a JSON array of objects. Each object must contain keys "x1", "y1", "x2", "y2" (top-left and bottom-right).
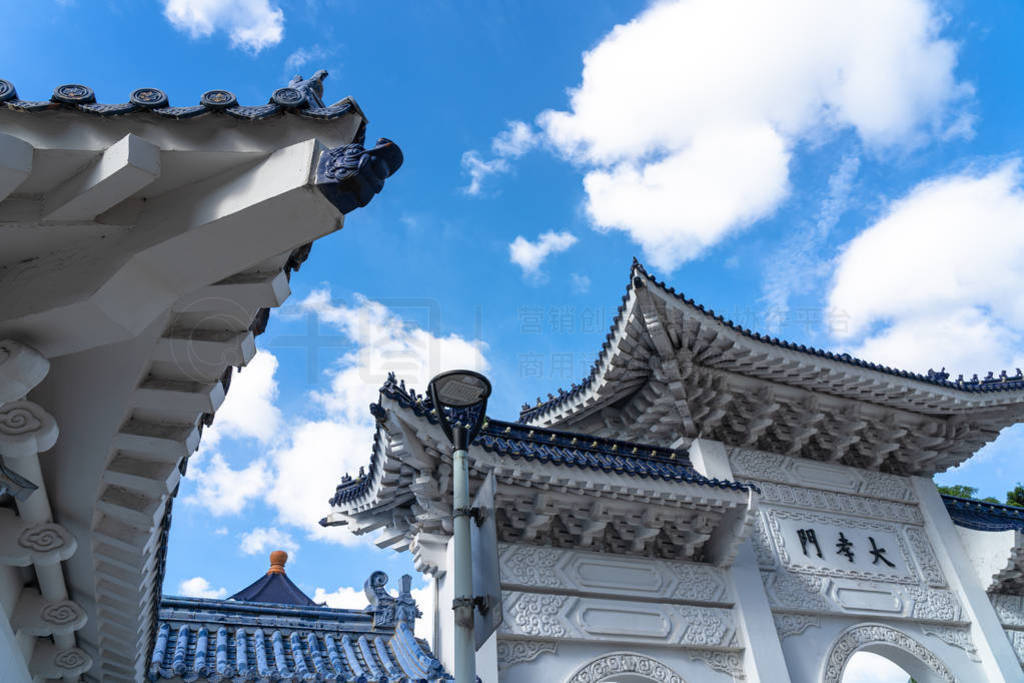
[
  {"x1": 0, "y1": 70, "x2": 360, "y2": 123},
  {"x1": 943, "y1": 495, "x2": 1024, "y2": 532},
  {"x1": 519, "y1": 260, "x2": 1024, "y2": 423},
  {"x1": 229, "y1": 572, "x2": 318, "y2": 607},
  {"x1": 150, "y1": 587, "x2": 448, "y2": 681},
  {"x1": 328, "y1": 374, "x2": 756, "y2": 508}
]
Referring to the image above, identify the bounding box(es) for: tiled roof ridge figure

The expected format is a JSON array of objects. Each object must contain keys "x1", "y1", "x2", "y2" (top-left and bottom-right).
[
  {"x1": 518, "y1": 259, "x2": 1024, "y2": 422},
  {"x1": 325, "y1": 372, "x2": 757, "y2": 510},
  {"x1": 0, "y1": 69, "x2": 365, "y2": 122}
]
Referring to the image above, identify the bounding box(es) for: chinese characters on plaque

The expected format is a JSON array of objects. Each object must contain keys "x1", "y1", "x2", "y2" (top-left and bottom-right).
[{"x1": 797, "y1": 527, "x2": 896, "y2": 568}]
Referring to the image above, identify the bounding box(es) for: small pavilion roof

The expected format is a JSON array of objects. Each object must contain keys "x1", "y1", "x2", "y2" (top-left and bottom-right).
[
  {"x1": 151, "y1": 558, "x2": 448, "y2": 681},
  {"x1": 227, "y1": 551, "x2": 317, "y2": 607}
]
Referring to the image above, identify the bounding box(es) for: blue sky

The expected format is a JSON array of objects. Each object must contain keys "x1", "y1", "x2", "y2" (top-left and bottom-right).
[{"x1": 5, "y1": 0, "x2": 1023, "y2": 660}]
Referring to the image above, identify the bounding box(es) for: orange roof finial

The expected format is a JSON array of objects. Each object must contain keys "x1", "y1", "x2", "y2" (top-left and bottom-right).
[{"x1": 268, "y1": 550, "x2": 288, "y2": 575}]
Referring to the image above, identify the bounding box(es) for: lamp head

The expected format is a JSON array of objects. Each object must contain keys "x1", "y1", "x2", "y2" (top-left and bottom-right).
[{"x1": 428, "y1": 370, "x2": 491, "y2": 449}]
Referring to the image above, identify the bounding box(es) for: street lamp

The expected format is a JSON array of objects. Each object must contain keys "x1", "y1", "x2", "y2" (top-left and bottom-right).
[{"x1": 428, "y1": 370, "x2": 491, "y2": 683}]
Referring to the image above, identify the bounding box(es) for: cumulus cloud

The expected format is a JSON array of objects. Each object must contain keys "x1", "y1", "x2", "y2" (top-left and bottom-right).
[
  {"x1": 162, "y1": 0, "x2": 284, "y2": 53},
  {"x1": 829, "y1": 160, "x2": 1024, "y2": 376},
  {"x1": 537, "y1": 0, "x2": 971, "y2": 270},
  {"x1": 178, "y1": 576, "x2": 228, "y2": 599},
  {"x1": 240, "y1": 527, "x2": 300, "y2": 558},
  {"x1": 313, "y1": 583, "x2": 434, "y2": 641},
  {"x1": 461, "y1": 120, "x2": 539, "y2": 195},
  {"x1": 204, "y1": 351, "x2": 282, "y2": 446},
  {"x1": 263, "y1": 291, "x2": 488, "y2": 545},
  {"x1": 183, "y1": 451, "x2": 270, "y2": 516},
  {"x1": 508, "y1": 231, "x2": 578, "y2": 279}
]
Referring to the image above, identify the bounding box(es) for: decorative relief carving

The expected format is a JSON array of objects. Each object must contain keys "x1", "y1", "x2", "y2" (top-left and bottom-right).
[
  {"x1": 729, "y1": 447, "x2": 914, "y2": 502},
  {"x1": 19, "y1": 524, "x2": 72, "y2": 553},
  {"x1": 921, "y1": 625, "x2": 980, "y2": 662},
  {"x1": 677, "y1": 605, "x2": 730, "y2": 647},
  {"x1": 566, "y1": 652, "x2": 684, "y2": 683},
  {"x1": 0, "y1": 510, "x2": 77, "y2": 567},
  {"x1": 990, "y1": 593, "x2": 1024, "y2": 628},
  {"x1": 823, "y1": 624, "x2": 953, "y2": 683},
  {"x1": 500, "y1": 545, "x2": 562, "y2": 587},
  {"x1": 903, "y1": 526, "x2": 946, "y2": 587},
  {"x1": 506, "y1": 593, "x2": 568, "y2": 638},
  {"x1": 668, "y1": 562, "x2": 729, "y2": 603},
  {"x1": 500, "y1": 591, "x2": 737, "y2": 648},
  {"x1": 773, "y1": 613, "x2": 820, "y2": 639},
  {"x1": 751, "y1": 516, "x2": 776, "y2": 568},
  {"x1": 1007, "y1": 629, "x2": 1024, "y2": 666},
  {"x1": 688, "y1": 649, "x2": 746, "y2": 680},
  {"x1": 495, "y1": 640, "x2": 557, "y2": 670},
  {"x1": 0, "y1": 400, "x2": 58, "y2": 458},
  {"x1": 906, "y1": 586, "x2": 962, "y2": 623},
  {"x1": 756, "y1": 481, "x2": 922, "y2": 524},
  {"x1": 763, "y1": 570, "x2": 828, "y2": 612},
  {"x1": 498, "y1": 543, "x2": 730, "y2": 604}
]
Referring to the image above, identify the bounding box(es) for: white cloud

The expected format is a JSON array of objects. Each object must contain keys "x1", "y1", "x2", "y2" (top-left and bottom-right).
[
  {"x1": 570, "y1": 273, "x2": 591, "y2": 294},
  {"x1": 461, "y1": 151, "x2": 509, "y2": 196},
  {"x1": 312, "y1": 583, "x2": 435, "y2": 642},
  {"x1": 262, "y1": 291, "x2": 488, "y2": 545},
  {"x1": 214, "y1": 527, "x2": 228, "y2": 535},
  {"x1": 461, "y1": 120, "x2": 539, "y2": 194},
  {"x1": 178, "y1": 576, "x2": 227, "y2": 599},
  {"x1": 538, "y1": 0, "x2": 971, "y2": 270},
  {"x1": 508, "y1": 231, "x2": 578, "y2": 279},
  {"x1": 162, "y1": 0, "x2": 284, "y2": 53},
  {"x1": 204, "y1": 351, "x2": 282, "y2": 446},
  {"x1": 183, "y1": 451, "x2": 270, "y2": 516},
  {"x1": 284, "y1": 45, "x2": 329, "y2": 75},
  {"x1": 829, "y1": 160, "x2": 1024, "y2": 375},
  {"x1": 492, "y1": 121, "x2": 539, "y2": 158},
  {"x1": 761, "y1": 154, "x2": 860, "y2": 330},
  {"x1": 841, "y1": 652, "x2": 910, "y2": 683},
  {"x1": 240, "y1": 527, "x2": 299, "y2": 558}
]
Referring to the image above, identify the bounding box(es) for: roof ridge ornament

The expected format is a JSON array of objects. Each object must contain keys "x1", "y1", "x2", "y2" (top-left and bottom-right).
[{"x1": 315, "y1": 138, "x2": 404, "y2": 214}]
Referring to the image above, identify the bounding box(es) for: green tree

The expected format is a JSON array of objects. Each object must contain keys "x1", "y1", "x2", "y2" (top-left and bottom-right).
[
  {"x1": 1006, "y1": 483, "x2": 1024, "y2": 508},
  {"x1": 936, "y1": 484, "x2": 978, "y2": 499}
]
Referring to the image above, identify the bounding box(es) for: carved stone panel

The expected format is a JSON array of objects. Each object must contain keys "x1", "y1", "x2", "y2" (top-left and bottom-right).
[
  {"x1": 500, "y1": 591, "x2": 738, "y2": 649},
  {"x1": 822, "y1": 624, "x2": 954, "y2": 683},
  {"x1": 566, "y1": 652, "x2": 686, "y2": 683},
  {"x1": 495, "y1": 640, "x2": 558, "y2": 671},
  {"x1": 498, "y1": 543, "x2": 731, "y2": 605},
  {"x1": 729, "y1": 447, "x2": 914, "y2": 503}
]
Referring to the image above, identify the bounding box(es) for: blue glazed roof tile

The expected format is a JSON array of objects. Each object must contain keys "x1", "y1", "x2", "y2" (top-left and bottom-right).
[
  {"x1": 0, "y1": 70, "x2": 360, "y2": 124},
  {"x1": 229, "y1": 571, "x2": 318, "y2": 607},
  {"x1": 328, "y1": 373, "x2": 757, "y2": 508},
  {"x1": 943, "y1": 495, "x2": 1024, "y2": 532},
  {"x1": 151, "y1": 576, "x2": 449, "y2": 681},
  {"x1": 519, "y1": 260, "x2": 1024, "y2": 423}
]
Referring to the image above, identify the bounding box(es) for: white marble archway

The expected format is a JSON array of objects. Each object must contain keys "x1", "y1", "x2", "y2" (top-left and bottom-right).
[
  {"x1": 823, "y1": 624, "x2": 954, "y2": 683},
  {"x1": 566, "y1": 652, "x2": 686, "y2": 683}
]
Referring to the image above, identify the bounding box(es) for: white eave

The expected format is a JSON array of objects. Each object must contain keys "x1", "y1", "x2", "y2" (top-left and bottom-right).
[{"x1": 0, "y1": 91, "x2": 390, "y2": 681}]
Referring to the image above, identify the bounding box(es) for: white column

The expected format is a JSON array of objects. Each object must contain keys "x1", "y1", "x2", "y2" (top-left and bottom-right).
[
  {"x1": 690, "y1": 438, "x2": 792, "y2": 683},
  {"x1": 911, "y1": 476, "x2": 1023, "y2": 682}
]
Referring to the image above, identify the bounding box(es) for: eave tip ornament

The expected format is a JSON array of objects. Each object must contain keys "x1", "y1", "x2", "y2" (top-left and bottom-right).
[{"x1": 316, "y1": 137, "x2": 404, "y2": 214}]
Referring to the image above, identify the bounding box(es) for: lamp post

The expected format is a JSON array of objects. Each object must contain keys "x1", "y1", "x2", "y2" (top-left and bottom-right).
[{"x1": 428, "y1": 370, "x2": 491, "y2": 683}]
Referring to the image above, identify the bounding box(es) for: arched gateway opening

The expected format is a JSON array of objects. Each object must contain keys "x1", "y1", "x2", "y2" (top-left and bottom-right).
[
  {"x1": 566, "y1": 652, "x2": 686, "y2": 683},
  {"x1": 824, "y1": 624, "x2": 954, "y2": 683}
]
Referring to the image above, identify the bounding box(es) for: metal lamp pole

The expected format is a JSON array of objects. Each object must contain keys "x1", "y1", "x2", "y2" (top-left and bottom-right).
[{"x1": 428, "y1": 370, "x2": 491, "y2": 683}]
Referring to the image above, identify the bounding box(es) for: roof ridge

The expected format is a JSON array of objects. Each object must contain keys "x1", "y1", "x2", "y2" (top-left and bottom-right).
[{"x1": 519, "y1": 261, "x2": 1024, "y2": 422}]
